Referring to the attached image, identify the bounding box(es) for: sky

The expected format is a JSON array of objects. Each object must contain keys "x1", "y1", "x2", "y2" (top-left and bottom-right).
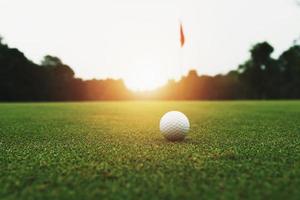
[{"x1": 0, "y1": 0, "x2": 300, "y2": 90}]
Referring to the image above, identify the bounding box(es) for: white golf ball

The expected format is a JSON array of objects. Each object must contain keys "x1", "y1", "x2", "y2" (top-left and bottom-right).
[{"x1": 159, "y1": 111, "x2": 190, "y2": 141}]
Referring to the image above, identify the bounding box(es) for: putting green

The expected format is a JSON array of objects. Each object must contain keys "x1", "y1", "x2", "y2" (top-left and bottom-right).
[{"x1": 1, "y1": 101, "x2": 300, "y2": 199}]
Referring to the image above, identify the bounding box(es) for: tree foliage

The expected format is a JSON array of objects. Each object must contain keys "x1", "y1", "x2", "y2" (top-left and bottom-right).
[{"x1": 0, "y1": 38, "x2": 300, "y2": 101}]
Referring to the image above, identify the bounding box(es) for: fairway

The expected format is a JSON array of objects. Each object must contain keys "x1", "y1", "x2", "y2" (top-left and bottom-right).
[{"x1": 1, "y1": 101, "x2": 300, "y2": 199}]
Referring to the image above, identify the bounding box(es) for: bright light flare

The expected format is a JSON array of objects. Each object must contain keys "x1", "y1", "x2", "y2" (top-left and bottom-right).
[{"x1": 124, "y1": 65, "x2": 168, "y2": 91}]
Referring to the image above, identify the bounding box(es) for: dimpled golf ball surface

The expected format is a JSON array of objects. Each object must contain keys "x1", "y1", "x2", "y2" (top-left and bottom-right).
[{"x1": 160, "y1": 111, "x2": 190, "y2": 141}]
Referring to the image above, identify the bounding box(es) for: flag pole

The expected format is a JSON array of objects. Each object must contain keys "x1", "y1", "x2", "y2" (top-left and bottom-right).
[{"x1": 178, "y1": 20, "x2": 185, "y2": 97}]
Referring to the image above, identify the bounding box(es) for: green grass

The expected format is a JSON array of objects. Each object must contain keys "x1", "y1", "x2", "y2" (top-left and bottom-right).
[{"x1": 1, "y1": 101, "x2": 300, "y2": 200}]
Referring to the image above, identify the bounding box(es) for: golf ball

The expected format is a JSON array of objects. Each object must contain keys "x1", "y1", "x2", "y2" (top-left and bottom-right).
[{"x1": 159, "y1": 111, "x2": 190, "y2": 141}]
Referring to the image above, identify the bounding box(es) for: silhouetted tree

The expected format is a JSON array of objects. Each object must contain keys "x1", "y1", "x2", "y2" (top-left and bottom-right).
[
  {"x1": 278, "y1": 45, "x2": 300, "y2": 98},
  {"x1": 0, "y1": 39, "x2": 43, "y2": 101},
  {"x1": 1, "y1": 35, "x2": 300, "y2": 101},
  {"x1": 238, "y1": 42, "x2": 278, "y2": 99}
]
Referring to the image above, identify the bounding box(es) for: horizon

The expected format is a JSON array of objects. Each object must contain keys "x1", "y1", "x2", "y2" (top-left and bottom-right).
[{"x1": 1, "y1": 0, "x2": 300, "y2": 90}]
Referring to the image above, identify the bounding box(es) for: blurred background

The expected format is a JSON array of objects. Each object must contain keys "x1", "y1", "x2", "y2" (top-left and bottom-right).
[{"x1": 0, "y1": 0, "x2": 300, "y2": 101}]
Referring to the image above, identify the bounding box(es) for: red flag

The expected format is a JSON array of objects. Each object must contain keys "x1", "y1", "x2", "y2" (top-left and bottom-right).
[{"x1": 180, "y1": 22, "x2": 185, "y2": 47}]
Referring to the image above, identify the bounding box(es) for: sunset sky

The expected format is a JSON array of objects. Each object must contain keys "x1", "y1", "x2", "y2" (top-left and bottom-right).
[{"x1": 0, "y1": 0, "x2": 300, "y2": 90}]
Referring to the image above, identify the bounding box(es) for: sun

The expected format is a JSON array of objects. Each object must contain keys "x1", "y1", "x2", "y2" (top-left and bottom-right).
[{"x1": 124, "y1": 67, "x2": 168, "y2": 91}]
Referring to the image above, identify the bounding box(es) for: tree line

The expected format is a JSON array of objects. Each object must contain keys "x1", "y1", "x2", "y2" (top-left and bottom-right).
[
  {"x1": 0, "y1": 38, "x2": 131, "y2": 101},
  {"x1": 152, "y1": 42, "x2": 300, "y2": 100},
  {"x1": 0, "y1": 37, "x2": 299, "y2": 101}
]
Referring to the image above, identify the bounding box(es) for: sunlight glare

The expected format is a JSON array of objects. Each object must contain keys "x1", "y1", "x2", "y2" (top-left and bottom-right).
[{"x1": 124, "y1": 65, "x2": 168, "y2": 91}]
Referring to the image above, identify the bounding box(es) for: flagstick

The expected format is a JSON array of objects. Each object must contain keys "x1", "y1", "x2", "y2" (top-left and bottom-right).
[
  {"x1": 178, "y1": 20, "x2": 185, "y2": 99},
  {"x1": 178, "y1": 45, "x2": 183, "y2": 78},
  {"x1": 179, "y1": 21, "x2": 184, "y2": 80}
]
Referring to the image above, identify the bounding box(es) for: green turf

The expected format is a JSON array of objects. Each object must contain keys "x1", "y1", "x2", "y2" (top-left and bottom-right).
[{"x1": 1, "y1": 101, "x2": 300, "y2": 200}]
